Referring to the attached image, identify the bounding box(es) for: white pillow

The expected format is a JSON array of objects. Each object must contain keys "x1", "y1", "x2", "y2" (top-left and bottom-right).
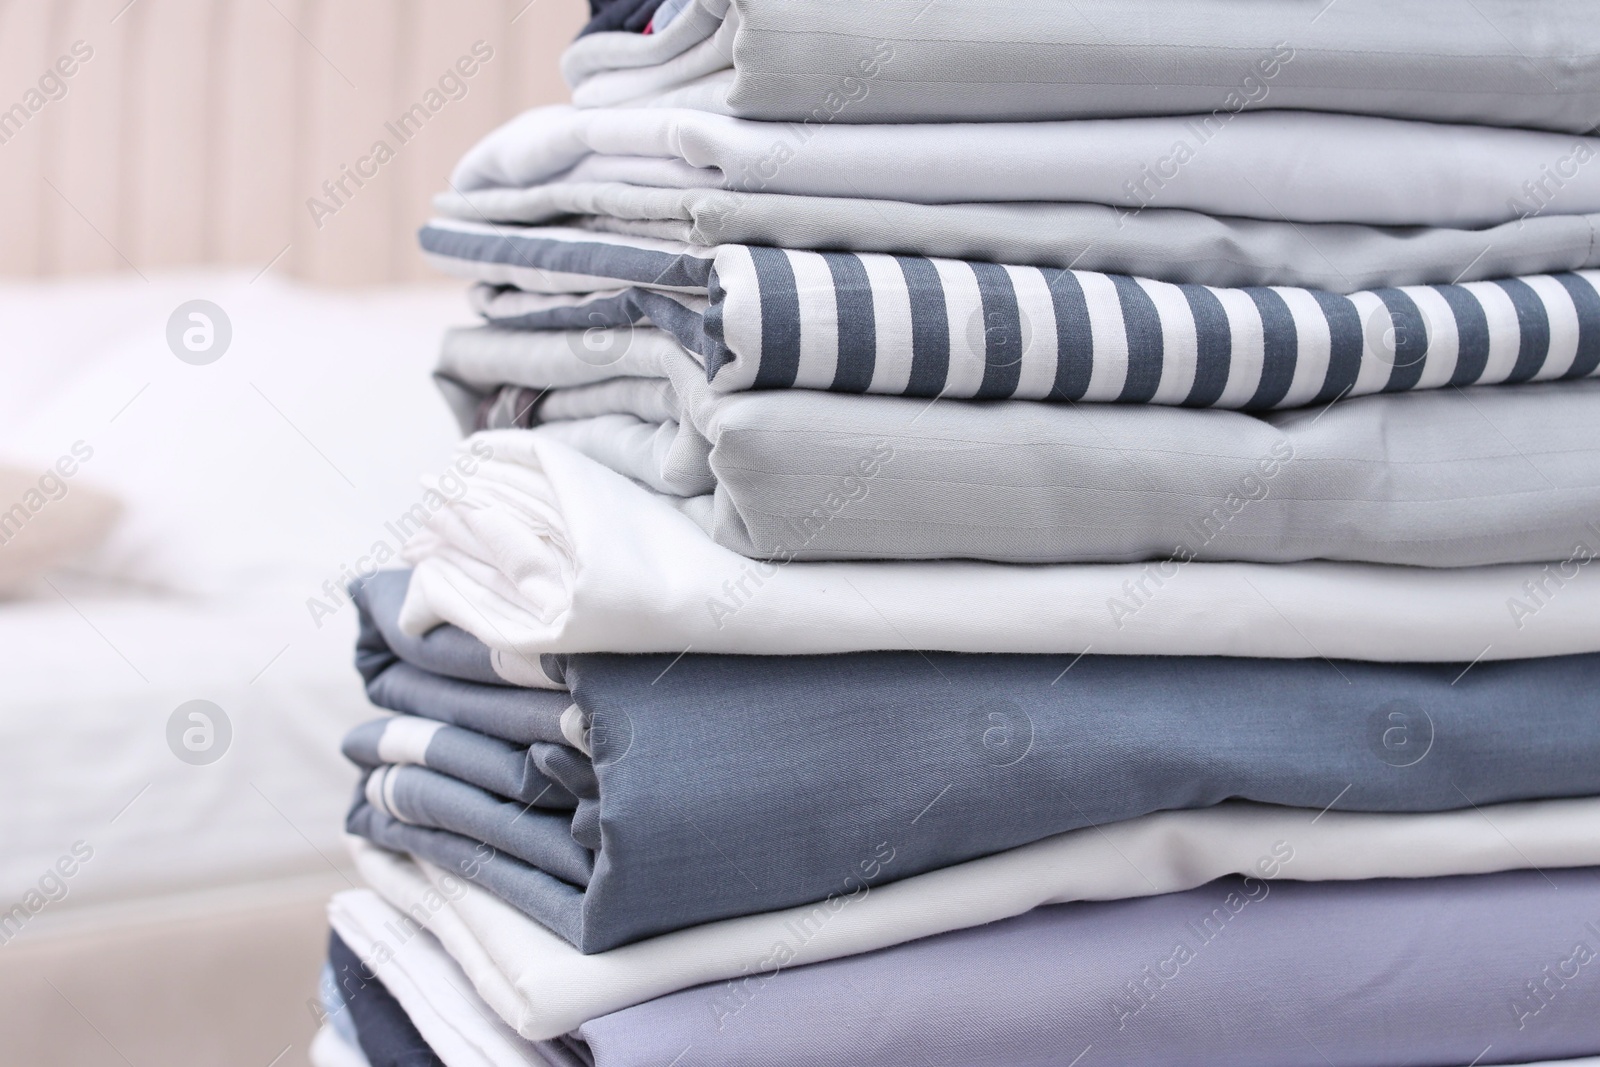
[{"x1": 0, "y1": 272, "x2": 468, "y2": 596}]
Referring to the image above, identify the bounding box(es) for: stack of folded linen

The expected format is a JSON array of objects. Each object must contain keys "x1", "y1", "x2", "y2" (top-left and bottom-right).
[{"x1": 312, "y1": 2, "x2": 1600, "y2": 1065}]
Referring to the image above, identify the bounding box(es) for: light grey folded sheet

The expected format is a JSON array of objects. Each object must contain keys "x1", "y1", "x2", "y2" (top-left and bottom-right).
[
  {"x1": 437, "y1": 337, "x2": 1600, "y2": 567},
  {"x1": 433, "y1": 184, "x2": 1600, "y2": 295},
  {"x1": 564, "y1": 0, "x2": 1600, "y2": 133},
  {"x1": 723, "y1": 0, "x2": 1600, "y2": 130},
  {"x1": 445, "y1": 106, "x2": 1600, "y2": 229}
]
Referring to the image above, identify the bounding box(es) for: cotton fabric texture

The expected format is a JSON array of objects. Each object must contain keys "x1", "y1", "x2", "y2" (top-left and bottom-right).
[
  {"x1": 435, "y1": 338, "x2": 1600, "y2": 569},
  {"x1": 355, "y1": 563, "x2": 561, "y2": 692},
  {"x1": 349, "y1": 793, "x2": 1600, "y2": 1043},
  {"x1": 331, "y1": 883, "x2": 1600, "y2": 1067},
  {"x1": 349, "y1": 568, "x2": 1600, "y2": 951},
  {"x1": 326, "y1": 920, "x2": 539, "y2": 1067},
  {"x1": 447, "y1": 106, "x2": 1600, "y2": 230},
  {"x1": 562, "y1": 0, "x2": 1600, "y2": 134},
  {"x1": 570, "y1": 867, "x2": 1600, "y2": 1067},
  {"x1": 342, "y1": 716, "x2": 583, "y2": 810},
  {"x1": 327, "y1": 930, "x2": 444, "y2": 1067},
  {"x1": 422, "y1": 222, "x2": 1600, "y2": 409},
  {"x1": 396, "y1": 436, "x2": 1600, "y2": 661},
  {"x1": 433, "y1": 190, "x2": 1600, "y2": 295}
]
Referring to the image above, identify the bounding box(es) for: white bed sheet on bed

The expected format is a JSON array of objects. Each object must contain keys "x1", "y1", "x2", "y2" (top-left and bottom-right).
[
  {"x1": 0, "y1": 271, "x2": 471, "y2": 914},
  {"x1": 0, "y1": 586, "x2": 371, "y2": 910}
]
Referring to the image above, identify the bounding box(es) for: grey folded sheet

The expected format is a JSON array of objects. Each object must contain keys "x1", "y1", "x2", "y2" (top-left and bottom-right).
[
  {"x1": 574, "y1": 866, "x2": 1600, "y2": 1067},
  {"x1": 439, "y1": 340, "x2": 1600, "y2": 567},
  {"x1": 433, "y1": 186, "x2": 1600, "y2": 296},
  {"x1": 348, "y1": 569, "x2": 1600, "y2": 954},
  {"x1": 711, "y1": 0, "x2": 1600, "y2": 132},
  {"x1": 567, "y1": 0, "x2": 1600, "y2": 134}
]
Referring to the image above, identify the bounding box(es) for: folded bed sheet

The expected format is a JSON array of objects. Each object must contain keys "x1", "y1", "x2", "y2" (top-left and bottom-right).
[
  {"x1": 572, "y1": 866, "x2": 1600, "y2": 1067},
  {"x1": 433, "y1": 190, "x2": 1600, "y2": 294},
  {"x1": 437, "y1": 348, "x2": 1600, "y2": 569},
  {"x1": 350, "y1": 838, "x2": 1600, "y2": 1055},
  {"x1": 328, "y1": 899, "x2": 1600, "y2": 1067},
  {"x1": 396, "y1": 435, "x2": 1600, "y2": 660},
  {"x1": 447, "y1": 106, "x2": 1600, "y2": 230},
  {"x1": 424, "y1": 223, "x2": 1600, "y2": 410},
  {"x1": 326, "y1": 924, "x2": 534, "y2": 1067},
  {"x1": 350, "y1": 567, "x2": 1600, "y2": 951},
  {"x1": 349, "y1": 793, "x2": 1600, "y2": 1043},
  {"x1": 563, "y1": 0, "x2": 1600, "y2": 134}
]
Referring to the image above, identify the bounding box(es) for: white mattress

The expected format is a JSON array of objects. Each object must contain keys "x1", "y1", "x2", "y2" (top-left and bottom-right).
[{"x1": 0, "y1": 271, "x2": 471, "y2": 912}]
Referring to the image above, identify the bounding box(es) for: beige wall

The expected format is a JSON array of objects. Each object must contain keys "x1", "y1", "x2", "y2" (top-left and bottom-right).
[{"x1": 0, "y1": 0, "x2": 586, "y2": 284}]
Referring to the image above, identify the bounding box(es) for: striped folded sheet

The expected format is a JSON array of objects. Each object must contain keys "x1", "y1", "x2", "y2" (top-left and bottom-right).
[{"x1": 422, "y1": 220, "x2": 1600, "y2": 411}]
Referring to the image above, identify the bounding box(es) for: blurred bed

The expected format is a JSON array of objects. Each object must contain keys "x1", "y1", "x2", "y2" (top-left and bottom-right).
[
  {"x1": 0, "y1": 272, "x2": 470, "y2": 1067},
  {"x1": 0, "y1": 1, "x2": 586, "y2": 1060}
]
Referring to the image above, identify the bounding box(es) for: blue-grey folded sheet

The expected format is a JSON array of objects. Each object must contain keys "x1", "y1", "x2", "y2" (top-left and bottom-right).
[{"x1": 347, "y1": 568, "x2": 1600, "y2": 954}]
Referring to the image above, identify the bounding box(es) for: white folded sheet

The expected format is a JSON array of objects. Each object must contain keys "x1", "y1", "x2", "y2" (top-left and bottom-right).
[
  {"x1": 451, "y1": 105, "x2": 1600, "y2": 228},
  {"x1": 397, "y1": 434, "x2": 1600, "y2": 663},
  {"x1": 349, "y1": 795, "x2": 1600, "y2": 1042}
]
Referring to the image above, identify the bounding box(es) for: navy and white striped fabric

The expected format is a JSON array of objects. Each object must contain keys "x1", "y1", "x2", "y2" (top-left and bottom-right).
[{"x1": 423, "y1": 220, "x2": 1600, "y2": 411}]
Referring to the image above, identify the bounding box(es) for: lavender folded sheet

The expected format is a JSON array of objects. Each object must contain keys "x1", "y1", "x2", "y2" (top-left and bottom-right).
[
  {"x1": 572, "y1": 867, "x2": 1600, "y2": 1067},
  {"x1": 334, "y1": 867, "x2": 1600, "y2": 1067}
]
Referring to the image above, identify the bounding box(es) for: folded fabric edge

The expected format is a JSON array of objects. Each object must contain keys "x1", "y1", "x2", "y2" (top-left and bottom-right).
[{"x1": 347, "y1": 793, "x2": 1600, "y2": 1041}]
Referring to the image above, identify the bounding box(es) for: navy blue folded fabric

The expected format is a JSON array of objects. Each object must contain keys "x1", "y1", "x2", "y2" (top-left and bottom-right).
[
  {"x1": 327, "y1": 930, "x2": 443, "y2": 1067},
  {"x1": 350, "y1": 568, "x2": 1600, "y2": 953},
  {"x1": 579, "y1": 0, "x2": 664, "y2": 37}
]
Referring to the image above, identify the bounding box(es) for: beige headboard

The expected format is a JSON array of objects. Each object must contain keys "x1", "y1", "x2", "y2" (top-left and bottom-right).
[{"x1": 0, "y1": 0, "x2": 585, "y2": 284}]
